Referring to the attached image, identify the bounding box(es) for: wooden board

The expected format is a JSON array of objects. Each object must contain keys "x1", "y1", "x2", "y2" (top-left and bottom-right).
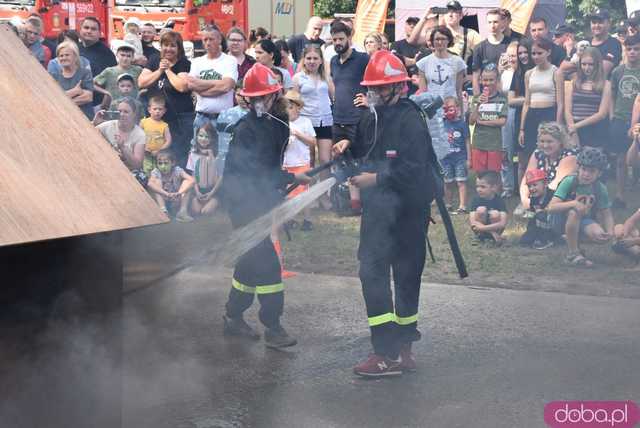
[{"x1": 0, "y1": 25, "x2": 168, "y2": 248}]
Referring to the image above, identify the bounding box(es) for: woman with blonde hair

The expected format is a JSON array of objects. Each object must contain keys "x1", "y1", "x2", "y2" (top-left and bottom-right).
[
  {"x1": 564, "y1": 46, "x2": 611, "y2": 149},
  {"x1": 292, "y1": 45, "x2": 334, "y2": 207},
  {"x1": 48, "y1": 40, "x2": 94, "y2": 119},
  {"x1": 519, "y1": 121, "x2": 577, "y2": 208},
  {"x1": 364, "y1": 32, "x2": 383, "y2": 55}
]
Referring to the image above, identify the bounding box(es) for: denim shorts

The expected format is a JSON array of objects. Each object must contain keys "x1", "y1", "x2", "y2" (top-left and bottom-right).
[
  {"x1": 549, "y1": 211, "x2": 597, "y2": 235},
  {"x1": 441, "y1": 155, "x2": 468, "y2": 183}
]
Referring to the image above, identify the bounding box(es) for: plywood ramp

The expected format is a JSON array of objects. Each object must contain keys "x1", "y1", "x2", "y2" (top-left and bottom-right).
[{"x1": 0, "y1": 25, "x2": 168, "y2": 248}]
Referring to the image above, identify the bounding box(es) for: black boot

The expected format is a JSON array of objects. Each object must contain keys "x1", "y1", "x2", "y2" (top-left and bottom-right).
[
  {"x1": 223, "y1": 315, "x2": 260, "y2": 340},
  {"x1": 264, "y1": 325, "x2": 297, "y2": 348}
]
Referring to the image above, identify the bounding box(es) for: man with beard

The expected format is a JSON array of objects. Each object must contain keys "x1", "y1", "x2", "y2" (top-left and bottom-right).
[
  {"x1": 220, "y1": 63, "x2": 310, "y2": 348},
  {"x1": 332, "y1": 50, "x2": 435, "y2": 377},
  {"x1": 135, "y1": 22, "x2": 160, "y2": 67},
  {"x1": 329, "y1": 20, "x2": 369, "y2": 214}
]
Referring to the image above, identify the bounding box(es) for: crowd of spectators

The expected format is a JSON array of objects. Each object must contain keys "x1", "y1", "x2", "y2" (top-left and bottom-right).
[{"x1": 9, "y1": 2, "x2": 640, "y2": 266}]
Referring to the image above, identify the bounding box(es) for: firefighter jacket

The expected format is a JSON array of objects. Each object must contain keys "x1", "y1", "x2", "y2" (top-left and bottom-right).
[
  {"x1": 350, "y1": 98, "x2": 435, "y2": 260},
  {"x1": 222, "y1": 109, "x2": 295, "y2": 228}
]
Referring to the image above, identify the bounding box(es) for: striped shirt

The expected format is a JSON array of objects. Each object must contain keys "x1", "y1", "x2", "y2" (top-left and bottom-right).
[{"x1": 571, "y1": 87, "x2": 602, "y2": 121}]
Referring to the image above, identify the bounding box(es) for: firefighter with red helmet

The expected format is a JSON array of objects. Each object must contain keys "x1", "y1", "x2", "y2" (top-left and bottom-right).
[
  {"x1": 333, "y1": 50, "x2": 437, "y2": 377},
  {"x1": 220, "y1": 63, "x2": 310, "y2": 348}
]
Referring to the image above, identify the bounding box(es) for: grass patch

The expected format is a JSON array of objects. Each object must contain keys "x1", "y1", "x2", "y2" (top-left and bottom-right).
[{"x1": 282, "y1": 180, "x2": 640, "y2": 298}]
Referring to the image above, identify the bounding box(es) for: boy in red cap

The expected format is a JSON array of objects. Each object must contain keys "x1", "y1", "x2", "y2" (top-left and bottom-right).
[{"x1": 519, "y1": 169, "x2": 556, "y2": 249}]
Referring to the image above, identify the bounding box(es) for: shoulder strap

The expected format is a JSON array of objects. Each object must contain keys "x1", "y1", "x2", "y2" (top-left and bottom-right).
[{"x1": 462, "y1": 27, "x2": 468, "y2": 60}]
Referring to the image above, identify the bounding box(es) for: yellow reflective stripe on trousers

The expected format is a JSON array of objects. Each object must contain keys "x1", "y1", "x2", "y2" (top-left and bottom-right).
[
  {"x1": 395, "y1": 314, "x2": 418, "y2": 325},
  {"x1": 368, "y1": 312, "x2": 396, "y2": 327},
  {"x1": 233, "y1": 280, "x2": 284, "y2": 295},
  {"x1": 232, "y1": 279, "x2": 256, "y2": 294},
  {"x1": 255, "y1": 283, "x2": 284, "y2": 294}
]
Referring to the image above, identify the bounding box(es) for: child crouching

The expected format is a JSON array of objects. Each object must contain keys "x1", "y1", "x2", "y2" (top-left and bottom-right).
[
  {"x1": 612, "y1": 208, "x2": 640, "y2": 261},
  {"x1": 547, "y1": 147, "x2": 614, "y2": 267},
  {"x1": 148, "y1": 149, "x2": 195, "y2": 222},
  {"x1": 519, "y1": 169, "x2": 556, "y2": 249},
  {"x1": 469, "y1": 171, "x2": 508, "y2": 243}
]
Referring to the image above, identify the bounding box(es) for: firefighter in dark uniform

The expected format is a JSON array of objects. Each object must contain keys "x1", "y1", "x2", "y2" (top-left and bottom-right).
[
  {"x1": 221, "y1": 63, "x2": 310, "y2": 348},
  {"x1": 333, "y1": 50, "x2": 436, "y2": 377}
]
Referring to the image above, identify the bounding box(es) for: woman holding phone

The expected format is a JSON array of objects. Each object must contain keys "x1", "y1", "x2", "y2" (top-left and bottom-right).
[{"x1": 93, "y1": 97, "x2": 146, "y2": 171}]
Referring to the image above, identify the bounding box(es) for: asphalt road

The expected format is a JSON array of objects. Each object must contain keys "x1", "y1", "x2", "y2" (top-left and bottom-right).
[
  {"x1": 2, "y1": 218, "x2": 639, "y2": 428},
  {"x1": 120, "y1": 265, "x2": 640, "y2": 428}
]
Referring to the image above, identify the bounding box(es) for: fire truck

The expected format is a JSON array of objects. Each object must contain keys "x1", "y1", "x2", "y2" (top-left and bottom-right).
[{"x1": 3, "y1": 0, "x2": 313, "y2": 57}]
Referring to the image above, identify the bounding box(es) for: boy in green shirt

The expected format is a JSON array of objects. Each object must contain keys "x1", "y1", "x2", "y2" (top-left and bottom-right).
[
  {"x1": 94, "y1": 44, "x2": 142, "y2": 108},
  {"x1": 469, "y1": 65, "x2": 508, "y2": 173},
  {"x1": 548, "y1": 147, "x2": 615, "y2": 267}
]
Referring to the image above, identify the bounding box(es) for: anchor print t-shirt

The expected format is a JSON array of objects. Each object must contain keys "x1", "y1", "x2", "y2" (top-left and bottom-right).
[{"x1": 416, "y1": 53, "x2": 467, "y2": 99}]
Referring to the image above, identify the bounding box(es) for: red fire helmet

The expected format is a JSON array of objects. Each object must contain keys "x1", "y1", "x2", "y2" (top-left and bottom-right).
[
  {"x1": 525, "y1": 169, "x2": 547, "y2": 185},
  {"x1": 239, "y1": 63, "x2": 282, "y2": 97},
  {"x1": 361, "y1": 50, "x2": 410, "y2": 86}
]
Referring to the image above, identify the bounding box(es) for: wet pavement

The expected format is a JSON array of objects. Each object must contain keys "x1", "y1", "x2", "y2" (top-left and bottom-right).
[
  {"x1": 2, "y1": 218, "x2": 639, "y2": 428},
  {"x1": 122, "y1": 264, "x2": 640, "y2": 428}
]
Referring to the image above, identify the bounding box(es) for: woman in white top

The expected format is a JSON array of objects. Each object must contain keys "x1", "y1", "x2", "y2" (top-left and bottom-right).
[
  {"x1": 519, "y1": 37, "x2": 564, "y2": 162},
  {"x1": 93, "y1": 97, "x2": 146, "y2": 171},
  {"x1": 292, "y1": 45, "x2": 335, "y2": 171},
  {"x1": 417, "y1": 26, "x2": 466, "y2": 101}
]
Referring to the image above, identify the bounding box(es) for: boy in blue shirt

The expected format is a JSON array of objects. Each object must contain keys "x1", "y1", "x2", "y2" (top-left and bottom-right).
[{"x1": 442, "y1": 96, "x2": 471, "y2": 214}]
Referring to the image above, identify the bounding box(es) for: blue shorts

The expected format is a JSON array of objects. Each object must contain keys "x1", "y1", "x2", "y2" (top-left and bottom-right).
[
  {"x1": 441, "y1": 155, "x2": 468, "y2": 183},
  {"x1": 549, "y1": 212, "x2": 597, "y2": 236}
]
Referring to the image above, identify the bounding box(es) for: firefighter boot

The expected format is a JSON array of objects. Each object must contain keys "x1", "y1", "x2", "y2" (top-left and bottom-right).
[
  {"x1": 399, "y1": 342, "x2": 417, "y2": 372},
  {"x1": 264, "y1": 325, "x2": 297, "y2": 349},
  {"x1": 223, "y1": 315, "x2": 260, "y2": 340}
]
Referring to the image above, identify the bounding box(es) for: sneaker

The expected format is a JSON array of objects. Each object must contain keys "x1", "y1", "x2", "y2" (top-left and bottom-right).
[
  {"x1": 501, "y1": 190, "x2": 513, "y2": 199},
  {"x1": 454, "y1": 207, "x2": 469, "y2": 215},
  {"x1": 223, "y1": 315, "x2": 260, "y2": 340},
  {"x1": 353, "y1": 354, "x2": 402, "y2": 377},
  {"x1": 300, "y1": 219, "x2": 313, "y2": 231},
  {"x1": 399, "y1": 344, "x2": 417, "y2": 372},
  {"x1": 612, "y1": 198, "x2": 627, "y2": 209},
  {"x1": 264, "y1": 325, "x2": 297, "y2": 348},
  {"x1": 532, "y1": 240, "x2": 554, "y2": 250},
  {"x1": 175, "y1": 211, "x2": 194, "y2": 223}
]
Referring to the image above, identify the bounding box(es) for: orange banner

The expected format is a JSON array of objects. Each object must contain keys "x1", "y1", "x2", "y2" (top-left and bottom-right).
[
  {"x1": 501, "y1": 0, "x2": 539, "y2": 34},
  {"x1": 352, "y1": 0, "x2": 390, "y2": 47}
]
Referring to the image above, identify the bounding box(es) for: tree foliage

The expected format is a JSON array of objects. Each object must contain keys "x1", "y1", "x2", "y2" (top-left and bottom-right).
[
  {"x1": 565, "y1": 0, "x2": 628, "y2": 38},
  {"x1": 313, "y1": 0, "x2": 358, "y2": 18},
  {"x1": 313, "y1": 0, "x2": 395, "y2": 19}
]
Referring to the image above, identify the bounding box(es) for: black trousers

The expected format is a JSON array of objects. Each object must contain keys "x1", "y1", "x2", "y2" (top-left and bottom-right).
[
  {"x1": 358, "y1": 206, "x2": 427, "y2": 359},
  {"x1": 225, "y1": 238, "x2": 284, "y2": 328}
]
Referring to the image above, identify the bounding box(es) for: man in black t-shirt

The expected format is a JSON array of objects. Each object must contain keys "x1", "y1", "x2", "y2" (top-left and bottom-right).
[
  {"x1": 136, "y1": 22, "x2": 160, "y2": 67},
  {"x1": 529, "y1": 17, "x2": 567, "y2": 67},
  {"x1": 499, "y1": 9, "x2": 524, "y2": 43},
  {"x1": 287, "y1": 16, "x2": 324, "y2": 64},
  {"x1": 392, "y1": 16, "x2": 420, "y2": 68},
  {"x1": 472, "y1": 8, "x2": 508, "y2": 95},
  {"x1": 589, "y1": 8, "x2": 623, "y2": 77},
  {"x1": 78, "y1": 17, "x2": 116, "y2": 107}
]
